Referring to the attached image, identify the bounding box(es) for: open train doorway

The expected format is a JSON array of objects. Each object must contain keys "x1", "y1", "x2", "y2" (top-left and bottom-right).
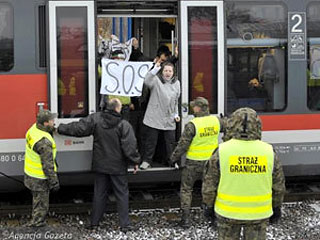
[{"x1": 96, "y1": 2, "x2": 178, "y2": 168}]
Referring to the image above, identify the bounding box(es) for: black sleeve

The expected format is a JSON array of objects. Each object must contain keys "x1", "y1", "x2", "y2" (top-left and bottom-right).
[
  {"x1": 119, "y1": 120, "x2": 141, "y2": 164},
  {"x1": 58, "y1": 114, "x2": 95, "y2": 137}
]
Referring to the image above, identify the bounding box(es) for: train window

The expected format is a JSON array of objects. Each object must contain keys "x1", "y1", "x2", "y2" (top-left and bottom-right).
[
  {"x1": 225, "y1": 3, "x2": 287, "y2": 113},
  {"x1": 307, "y1": 3, "x2": 320, "y2": 111},
  {"x1": 56, "y1": 7, "x2": 89, "y2": 118},
  {"x1": 0, "y1": 3, "x2": 14, "y2": 72},
  {"x1": 38, "y1": 5, "x2": 46, "y2": 68},
  {"x1": 188, "y1": 7, "x2": 218, "y2": 114}
]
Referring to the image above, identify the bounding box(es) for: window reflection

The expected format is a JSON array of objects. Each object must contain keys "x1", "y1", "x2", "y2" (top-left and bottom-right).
[
  {"x1": 0, "y1": 3, "x2": 14, "y2": 72},
  {"x1": 56, "y1": 7, "x2": 88, "y2": 118},
  {"x1": 226, "y1": 3, "x2": 287, "y2": 113},
  {"x1": 188, "y1": 7, "x2": 218, "y2": 113},
  {"x1": 307, "y1": 3, "x2": 320, "y2": 110}
]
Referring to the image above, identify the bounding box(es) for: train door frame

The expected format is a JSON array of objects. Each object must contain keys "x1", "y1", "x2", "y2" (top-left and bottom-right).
[
  {"x1": 48, "y1": 0, "x2": 96, "y2": 122},
  {"x1": 179, "y1": 0, "x2": 225, "y2": 129}
]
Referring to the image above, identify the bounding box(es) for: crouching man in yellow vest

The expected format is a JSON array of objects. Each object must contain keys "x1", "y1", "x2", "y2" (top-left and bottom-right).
[
  {"x1": 202, "y1": 107, "x2": 286, "y2": 240},
  {"x1": 24, "y1": 110, "x2": 59, "y2": 228},
  {"x1": 170, "y1": 97, "x2": 224, "y2": 228}
]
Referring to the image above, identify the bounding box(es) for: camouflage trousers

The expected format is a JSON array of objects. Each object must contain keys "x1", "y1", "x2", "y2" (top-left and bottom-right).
[
  {"x1": 30, "y1": 190, "x2": 49, "y2": 226},
  {"x1": 180, "y1": 159, "x2": 207, "y2": 210},
  {"x1": 217, "y1": 214, "x2": 268, "y2": 240}
]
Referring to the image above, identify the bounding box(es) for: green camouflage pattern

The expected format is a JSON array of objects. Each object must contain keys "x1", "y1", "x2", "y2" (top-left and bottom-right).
[
  {"x1": 217, "y1": 214, "x2": 268, "y2": 240},
  {"x1": 180, "y1": 159, "x2": 207, "y2": 210},
  {"x1": 24, "y1": 123, "x2": 59, "y2": 227},
  {"x1": 190, "y1": 97, "x2": 209, "y2": 112},
  {"x1": 28, "y1": 190, "x2": 49, "y2": 227},
  {"x1": 36, "y1": 110, "x2": 56, "y2": 124},
  {"x1": 223, "y1": 107, "x2": 261, "y2": 141},
  {"x1": 202, "y1": 107, "x2": 286, "y2": 239}
]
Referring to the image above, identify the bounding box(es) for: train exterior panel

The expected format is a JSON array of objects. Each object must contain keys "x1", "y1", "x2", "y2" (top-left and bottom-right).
[{"x1": 0, "y1": 0, "x2": 320, "y2": 192}]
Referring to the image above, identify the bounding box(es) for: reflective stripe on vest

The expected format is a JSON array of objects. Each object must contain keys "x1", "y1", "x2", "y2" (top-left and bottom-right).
[
  {"x1": 215, "y1": 139, "x2": 274, "y2": 220},
  {"x1": 186, "y1": 115, "x2": 220, "y2": 160},
  {"x1": 24, "y1": 124, "x2": 57, "y2": 179}
]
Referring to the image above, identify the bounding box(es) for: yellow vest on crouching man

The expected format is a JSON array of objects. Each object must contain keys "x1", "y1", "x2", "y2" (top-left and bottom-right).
[
  {"x1": 24, "y1": 124, "x2": 57, "y2": 179},
  {"x1": 186, "y1": 115, "x2": 220, "y2": 160},
  {"x1": 215, "y1": 139, "x2": 274, "y2": 220}
]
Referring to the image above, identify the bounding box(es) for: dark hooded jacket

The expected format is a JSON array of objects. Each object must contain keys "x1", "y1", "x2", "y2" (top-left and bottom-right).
[{"x1": 58, "y1": 110, "x2": 140, "y2": 175}]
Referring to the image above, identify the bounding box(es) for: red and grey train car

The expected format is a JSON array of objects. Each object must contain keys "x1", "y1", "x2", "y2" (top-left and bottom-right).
[{"x1": 1, "y1": 0, "x2": 320, "y2": 191}]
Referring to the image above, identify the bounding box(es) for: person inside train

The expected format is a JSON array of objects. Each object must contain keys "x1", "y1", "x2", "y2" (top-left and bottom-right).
[
  {"x1": 100, "y1": 49, "x2": 134, "y2": 121},
  {"x1": 139, "y1": 59, "x2": 181, "y2": 170}
]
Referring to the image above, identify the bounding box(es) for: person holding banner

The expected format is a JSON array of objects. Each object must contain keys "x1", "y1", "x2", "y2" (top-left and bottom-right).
[{"x1": 140, "y1": 60, "x2": 181, "y2": 170}]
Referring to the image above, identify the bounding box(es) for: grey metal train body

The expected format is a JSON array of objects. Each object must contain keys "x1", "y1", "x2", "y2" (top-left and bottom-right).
[{"x1": 1, "y1": 0, "x2": 320, "y2": 192}]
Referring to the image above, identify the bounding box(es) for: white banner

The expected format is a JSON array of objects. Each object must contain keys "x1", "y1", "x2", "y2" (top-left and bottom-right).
[{"x1": 100, "y1": 58, "x2": 153, "y2": 96}]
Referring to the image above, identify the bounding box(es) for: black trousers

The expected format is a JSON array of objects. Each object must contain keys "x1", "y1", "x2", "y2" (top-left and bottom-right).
[
  {"x1": 91, "y1": 173, "x2": 130, "y2": 228},
  {"x1": 141, "y1": 124, "x2": 176, "y2": 164}
]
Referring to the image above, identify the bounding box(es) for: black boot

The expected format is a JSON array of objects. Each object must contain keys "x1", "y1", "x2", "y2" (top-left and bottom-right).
[{"x1": 180, "y1": 209, "x2": 191, "y2": 228}]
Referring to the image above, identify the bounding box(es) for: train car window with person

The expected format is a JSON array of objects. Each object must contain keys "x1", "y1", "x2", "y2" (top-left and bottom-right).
[
  {"x1": 0, "y1": 3, "x2": 14, "y2": 72},
  {"x1": 307, "y1": 3, "x2": 320, "y2": 110},
  {"x1": 225, "y1": 3, "x2": 287, "y2": 113}
]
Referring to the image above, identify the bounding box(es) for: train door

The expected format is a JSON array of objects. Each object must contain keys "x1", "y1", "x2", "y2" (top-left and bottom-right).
[
  {"x1": 47, "y1": 0, "x2": 96, "y2": 172},
  {"x1": 180, "y1": 0, "x2": 225, "y2": 127}
]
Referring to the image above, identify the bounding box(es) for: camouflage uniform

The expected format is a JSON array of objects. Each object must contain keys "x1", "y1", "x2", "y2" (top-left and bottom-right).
[
  {"x1": 202, "y1": 108, "x2": 286, "y2": 240},
  {"x1": 24, "y1": 110, "x2": 59, "y2": 227},
  {"x1": 170, "y1": 97, "x2": 224, "y2": 227}
]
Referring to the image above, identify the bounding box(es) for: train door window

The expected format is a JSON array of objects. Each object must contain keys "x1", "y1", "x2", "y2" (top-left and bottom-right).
[
  {"x1": 48, "y1": 1, "x2": 96, "y2": 120},
  {"x1": 0, "y1": 3, "x2": 14, "y2": 72},
  {"x1": 225, "y1": 3, "x2": 287, "y2": 114},
  {"x1": 307, "y1": 3, "x2": 320, "y2": 111},
  {"x1": 180, "y1": 1, "x2": 224, "y2": 119}
]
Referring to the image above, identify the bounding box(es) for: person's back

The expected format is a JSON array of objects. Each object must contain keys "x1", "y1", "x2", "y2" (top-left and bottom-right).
[{"x1": 58, "y1": 98, "x2": 140, "y2": 231}]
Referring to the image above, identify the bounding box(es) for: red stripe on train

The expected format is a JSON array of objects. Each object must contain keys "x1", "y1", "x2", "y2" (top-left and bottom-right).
[
  {"x1": 261, "y1": 114, "x2": 320, "y2": 131},
  {"x1": 0, "y1": 74, "x2": 47, "y2": 139}
]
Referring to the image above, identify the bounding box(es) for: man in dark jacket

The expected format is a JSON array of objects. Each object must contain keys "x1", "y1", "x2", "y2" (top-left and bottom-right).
[{"x1": 58, "y1": 98, "x2": 140, "y2": 231}]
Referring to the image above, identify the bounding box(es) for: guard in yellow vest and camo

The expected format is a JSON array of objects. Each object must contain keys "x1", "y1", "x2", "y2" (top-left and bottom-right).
[
  {"x1": 24, "y1": 110, "x2": 59, "y2": 227},
  {"x1": 202, "y1": 107, "x2": 286, "y2": 240},
  {"x1": 170, "y1": 97, "x2": 224, "y2": 228}
]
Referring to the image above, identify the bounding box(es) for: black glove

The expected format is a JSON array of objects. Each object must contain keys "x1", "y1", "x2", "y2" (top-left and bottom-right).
[
  {"x1": 202, "y1": 203, "x2": 215, "y2": 222},
  {"x1": 269, "y1": 207, "x2": 281, "y2": 224}
]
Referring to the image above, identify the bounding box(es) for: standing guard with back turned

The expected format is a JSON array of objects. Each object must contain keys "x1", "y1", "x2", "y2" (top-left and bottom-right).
[
  {"x1": 202, "y1": 107, "x2": 286, "y2": 240},
  {"x1": 170, "y1": 97, "x2": 224, "y2": 228},
  {"x1": 24, "y1": 110, "x2": 59, "y2": 228}
]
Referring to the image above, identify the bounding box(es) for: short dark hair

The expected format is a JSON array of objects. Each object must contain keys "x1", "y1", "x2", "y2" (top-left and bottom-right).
[
  {"x1": 156, "y1": 45, "x2": 171, "y2": 57},
  {"x1": 106, "y1": 98, "x2": 121, "y2": 111}
]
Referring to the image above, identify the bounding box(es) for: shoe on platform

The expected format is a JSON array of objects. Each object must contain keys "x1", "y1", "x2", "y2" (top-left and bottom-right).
[
  {"x1": 85, "y1": 223, "x2": 99, "y2": 230},
  {"x1": 139, "y1": 161, "x2": 151, "y2": 170},
  {"x1": 120, "y1": 225, "x2": 135, "y2": 233}
]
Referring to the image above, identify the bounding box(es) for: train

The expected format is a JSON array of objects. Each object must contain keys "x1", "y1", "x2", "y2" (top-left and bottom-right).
[{"x1": 1, "y1": 0, "x2": 320, "y2": 192}]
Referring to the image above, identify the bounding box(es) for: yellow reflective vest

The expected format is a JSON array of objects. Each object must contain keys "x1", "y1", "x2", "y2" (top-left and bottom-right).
[
  {"x1": 24, "y1": 124, "x2": 57, "y2": 179},
  {"x1": 186, "y1": 115, "x2": 220, "y2": 160},
  {"x1": 215, "y1": 139, "x2": 274, "y2": 220}
]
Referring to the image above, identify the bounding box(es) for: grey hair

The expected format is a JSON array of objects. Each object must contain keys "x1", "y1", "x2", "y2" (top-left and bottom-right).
[{"x1": 106, "y1": 98, "x2": 121, "y2": 111}]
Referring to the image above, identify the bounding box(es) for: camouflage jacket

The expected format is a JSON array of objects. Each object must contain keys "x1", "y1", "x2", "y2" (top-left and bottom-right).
[
  {"x1": 170, "y1": 112, "x2": 225, "y2": 164},
  {"x1": 24, "y1": 123, "x2": 59, "y2": 191},
  {"x1": 202, "y1": 148, "x2": 286, "y2": 209}
]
